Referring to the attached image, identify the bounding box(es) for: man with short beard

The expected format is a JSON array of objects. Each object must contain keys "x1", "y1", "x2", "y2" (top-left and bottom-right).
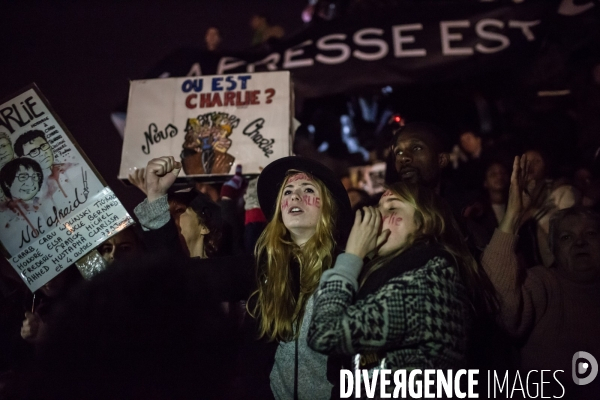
[
  {"x1": 390, "y1": 122, "x2": 480, "y2": 242},
  {"x1": 391, "y1": 122, "x2": 450, "y2": 190},
  {"x1": 390, "y1": 122, "x2": 515, "y2": 382}
]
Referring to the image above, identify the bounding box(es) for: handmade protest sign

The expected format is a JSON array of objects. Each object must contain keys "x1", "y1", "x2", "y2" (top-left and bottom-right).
[
  {"x1": 0, "y1": 84, "x2": 134, "y2": 292},
  {"x1": 119, "y1": 71, "x2": 292, "y2": 180}
]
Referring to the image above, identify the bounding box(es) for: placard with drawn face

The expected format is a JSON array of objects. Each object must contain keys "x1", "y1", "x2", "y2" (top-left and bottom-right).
[
  {"x1": 119, "y1": 71, "x2": 293, "y2": 180},
  {"x1": 0, "y1": 85, "x2": 133, "y2": 292}
]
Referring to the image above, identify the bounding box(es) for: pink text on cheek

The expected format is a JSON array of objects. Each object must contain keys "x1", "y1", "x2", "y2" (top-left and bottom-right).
[
  {"x1": 302, "y1": 195, "x2": 321, "y2": 208},
  {"x1": 286, "y1": 173, "x2": 312, "y2": 184},
  {"x1": 382, "y1": 213, "x2": 403, "y2": 226},
  {"x1": 381, "y1": 190, "x2": 393, "y2": 198},
  {"x1": 281, "y1": 199, "x2": 289, "y2": 211}
]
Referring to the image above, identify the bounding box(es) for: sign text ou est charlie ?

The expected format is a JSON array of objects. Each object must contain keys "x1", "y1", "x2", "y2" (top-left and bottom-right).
[{"x1": 119, "y1": 71, "x2": 293, "y2": 182}]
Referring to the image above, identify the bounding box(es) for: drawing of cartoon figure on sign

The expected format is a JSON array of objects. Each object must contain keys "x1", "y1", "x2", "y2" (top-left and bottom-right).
[
  {"x1": 0, "y1": 132, "x2": 16, "y2": 204},
  {"x1": 0, "y1": 132, "x2": 15, "y2": 170},
  {"x1": 0, "y1": 158, "x2": 43, "y2": 203},
  {"x1": 14, "y1": 130, "x2": 74, "y2": 199},
  {"x1": 181, "y1": 112, "x2": 239, "y2": 175}
]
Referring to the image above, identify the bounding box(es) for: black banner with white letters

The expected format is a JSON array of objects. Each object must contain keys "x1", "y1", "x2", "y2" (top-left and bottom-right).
[{"x1": 138, "y1": 1, "x2": 596, "y2": 99}]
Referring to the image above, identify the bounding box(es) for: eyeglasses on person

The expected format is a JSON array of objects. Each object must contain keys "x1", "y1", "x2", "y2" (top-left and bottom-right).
[
  {"x1": 16, "y1": 172, "x2": 42, "y2": 183},
  {"x1": 27, "y1": 143, "x2": 51, "y2": 158}
]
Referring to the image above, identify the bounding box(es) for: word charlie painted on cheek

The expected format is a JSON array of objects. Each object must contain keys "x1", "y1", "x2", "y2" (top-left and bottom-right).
[
  {"x1": 302, "y1": 195, "x2": 321, "y2": 208},
  {"x1": 182, "y1": 76, "x2": 277, "y2": 109},
  {"x1": 280, "y1": 196, "x2": 321, "y2": 211},
  {"x1": 382, "y1": 212, "x2": 403, "y2": 226}
]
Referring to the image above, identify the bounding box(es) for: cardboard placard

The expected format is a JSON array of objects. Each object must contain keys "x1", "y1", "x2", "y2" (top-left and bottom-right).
[
  {"x1": 119, "y1": 71, "x2": 293, "y2": 180},
  {"x1": 0, "y1": 84, "x2": 134, "y2": 292}
]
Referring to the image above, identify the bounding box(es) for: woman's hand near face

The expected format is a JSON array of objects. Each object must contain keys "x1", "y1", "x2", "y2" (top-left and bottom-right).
[{"x1": 345, "y1": 207, "x2": 390, "y2": 259}]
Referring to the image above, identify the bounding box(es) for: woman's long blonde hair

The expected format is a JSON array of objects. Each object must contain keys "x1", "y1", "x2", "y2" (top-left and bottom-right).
[
  {"x1": 249, "y1": 170, "x2": 338, "y2": 342},
  {"x1": 361, "y1": 183, "x2": 497, "y2": 313}
]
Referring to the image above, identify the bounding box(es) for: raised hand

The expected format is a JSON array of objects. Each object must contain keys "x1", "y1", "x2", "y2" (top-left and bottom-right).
[
  {"x1": 127, "y1": 167, "x2": 147, "y2": 195},
  {"x1": 500, "y1": 154, "x2": 533, "y2": 234},
  {"x1": 145, "y1": 156, "x2": 182, "y2": 202},
  {"x1": 345, "y1": 207, "x2": 390, "y2": 259}
]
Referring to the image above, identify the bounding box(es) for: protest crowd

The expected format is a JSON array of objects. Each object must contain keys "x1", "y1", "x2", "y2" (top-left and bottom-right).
[{"x1": 1, "y1": 1, "x2": 600, "y2": 399}]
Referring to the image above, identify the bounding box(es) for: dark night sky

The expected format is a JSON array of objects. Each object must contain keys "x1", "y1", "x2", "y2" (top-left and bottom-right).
[{"x1": 1, "y1": 0, "x2": 305, "y2": 211}]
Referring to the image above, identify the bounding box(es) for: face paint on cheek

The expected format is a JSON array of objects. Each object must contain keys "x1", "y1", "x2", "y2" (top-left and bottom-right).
[
  {"x1": 302, "y1": 195, "x2": 321, "y2": 208},
  {"x1": 281, "y1": 199, "x2": 289, "y2": 211},
  {"x1": 382, "y1": 212, "x2": 403, "y2": 226},
  {"x1": 381, "y1": 190, "x2": 393, "y2": 198},
  {"x1": 286, "y1": 173, "x2": 312, "y2": 184}
]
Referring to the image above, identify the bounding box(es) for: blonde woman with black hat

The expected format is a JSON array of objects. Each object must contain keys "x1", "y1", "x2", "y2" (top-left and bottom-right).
[
  {"x1": 134, "y1": 155, "x2": 351, "y2": 399},
  {"x1": 251, "y1": 156, "x2": 352, "y2": 399}
]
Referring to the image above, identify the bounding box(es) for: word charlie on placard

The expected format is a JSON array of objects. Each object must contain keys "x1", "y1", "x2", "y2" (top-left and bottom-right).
[{"x1": 182, "y1": 75, "x2": 276, "y2": 109}]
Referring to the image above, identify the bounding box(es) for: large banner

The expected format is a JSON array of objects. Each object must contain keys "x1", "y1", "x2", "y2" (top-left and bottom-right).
[
  {"x1": 135, "y1": 1, "x2": 594, "y2": 98},
  {"x1": 119, "y1": 71, "x2": 292, "y2": 180},
  {"x1": 111, "y1": 1, "x2": 596, "y2": 137},
  {"x1": 0, "y1": 85, "x2": 134, "y2": 291}
]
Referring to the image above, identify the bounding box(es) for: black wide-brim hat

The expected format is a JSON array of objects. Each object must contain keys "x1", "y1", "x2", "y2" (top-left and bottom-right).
[{"x1": 257, "y1": 156, "x2": 352, "y2": 240}]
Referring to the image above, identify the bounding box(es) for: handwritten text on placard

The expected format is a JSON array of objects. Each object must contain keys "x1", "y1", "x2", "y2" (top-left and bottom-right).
[{"x1": 10, "y1": 188, "x2": 134, "y2": 292}]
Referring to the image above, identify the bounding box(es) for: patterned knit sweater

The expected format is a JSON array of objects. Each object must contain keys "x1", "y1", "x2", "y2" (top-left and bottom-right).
[{"x1": 307, "y1": 245, "x2": 471, "y2": 394}]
